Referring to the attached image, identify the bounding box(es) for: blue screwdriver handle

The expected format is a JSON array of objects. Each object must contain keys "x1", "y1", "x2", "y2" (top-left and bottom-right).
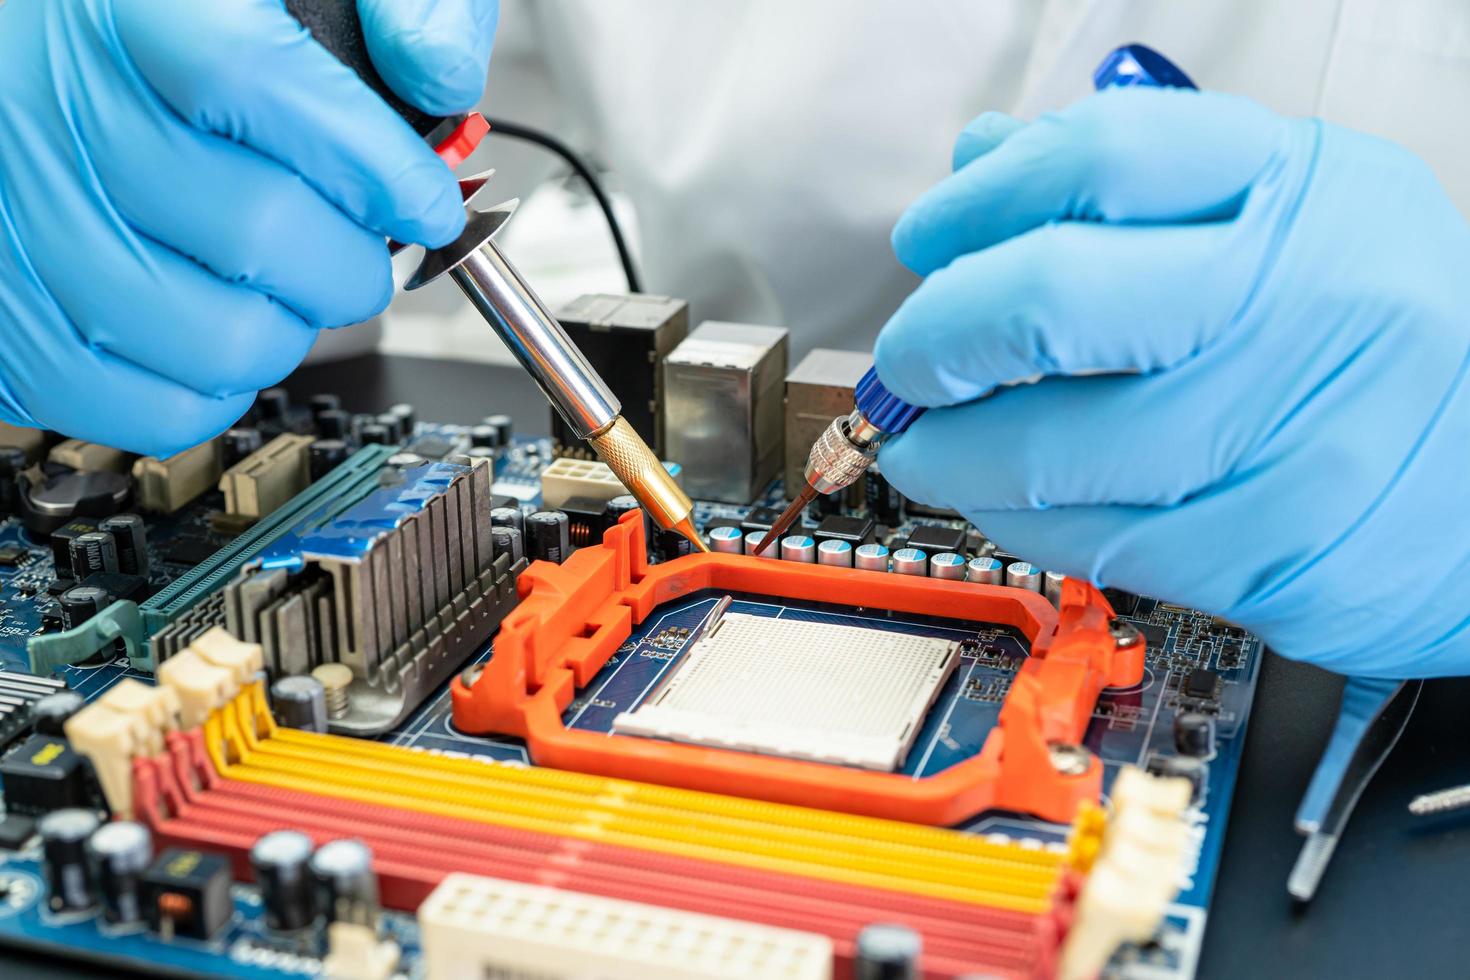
[{"x1": 857, "y1": 43, "x2": 1198, "y2": 436}]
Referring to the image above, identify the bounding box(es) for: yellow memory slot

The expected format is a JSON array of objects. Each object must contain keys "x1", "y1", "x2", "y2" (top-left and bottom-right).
[{"x1": 203, "y1": 689, "x2": 1063, "y2": 913}]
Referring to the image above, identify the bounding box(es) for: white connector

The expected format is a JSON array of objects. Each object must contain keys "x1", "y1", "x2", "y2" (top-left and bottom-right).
[{"x1": 418, "y1": 873, "x2": 832, "y2": 980}]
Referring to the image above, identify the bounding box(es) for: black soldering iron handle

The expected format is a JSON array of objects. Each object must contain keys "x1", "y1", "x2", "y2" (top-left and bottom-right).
[{"x1": 283, "y1": 0, "x2": 463, "y2": 142}]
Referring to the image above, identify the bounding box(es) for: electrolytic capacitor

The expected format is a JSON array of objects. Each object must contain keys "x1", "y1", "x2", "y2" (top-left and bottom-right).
[
  {"x1": 469, "y1": 424, "x2": 499, "y2": 449},
  {"x1": 1044, "y1": 571, "x2": 1067, "y2": 607},
  {"x1": 854, "y1": 543, "x2": 889, "y2": 572},
  {"x1": 817, "y1": 539, "x2": 854, "y2": 567},
  {"x1": 373, "y1": 413, "x2": 404, "y2": 443},
  {"x1": 357, "y1": 422, "x2": 392, "y2": 446},
  {"x1": 388, "y1": 403, "x2": 416, "y2": 433},
  {"x1": 1005, "y1": 561, "x2": 1042, "y2": 592},
  {"x1": 780, "y1": 535, "x2": 817, "y2": 563},
  {"x1": 40, "y1": 808, "x2": 100, "y2": 912},
  {"x1": 482, "y1": 414, "x2": 513, "y2": 447},
  {"x1": 251, "y1": 830, "x2": 317, "y2": 932},
  {"x1": 891, "y1": 548, "x2": 928, "y2": 576},
  {"x1": 308, "y1": 393, "x2": 341, "y2": 418},
  {"x1": 864, "y1": 467, "x2": 902, "y2": 525},
  {"x1": 98, "y1": 515, "x2": 148, "y2": 577},
  {"x1": 67, "y1": 531, "x2": 119, "y2": 579},
  {"x1": 855, "y1": 922, "x2": 921, "y2": 980},
  {"x1": 87, "y1": 820, "x2": 152, "y2": 925},
  {"x1": 1174, "y1": 712, "x2": 1217, "y2": 758},
  {"x1": 309, "y1": 440, "x2": 351, "y2": 481},
  {"x1": 32, "y1": 690, "x2": 85, "y2": 737},
  {"x1": 929, "y1": 552, "x2": 966, "y2": 580},
  {"x1": 221, "y1": 428, "x2": 265, "y2": 467},
  {"x1": 604, "y1": 494, "x2": 640, "y2": 522},
  {"x1": 489, "y1": 526, "x2": 524, "y2": 565},
  {"x1": 655, "y1": 528, "x2": 694, "y2": 562},
  {"x1": 309, "y1": 838, "x2": 379, "y2": 927},
  {"x1": 0, "y1": 445, "x2": 28, "y2": 513},
  {"x1": 526, "y1": 511, "x2": 571, "y2": 563},
  {"x1": 314, "y1": 409, "x2": 352, "y2": 441},
  {"x1": 254, "y1": 388, "x2": 289, "y2": 422},
  {"x1": 489, "y1": 506, "x2": 525, "y2": 537},
  {"x1": 59, "y1": 585, "x2": 109, "y2": 630},
  {"x1": 709, "y1": 526, "x2": 744, "y2": 553},
  {"x1": 966, "y1": 556, "x2": 1003, "y2": 585},
  {"x1": 744, "y1": 531, "x2": 778, "y2": 558},
  {"x1": 271, "y1": 676, "x2": 328, "y2": 734}
]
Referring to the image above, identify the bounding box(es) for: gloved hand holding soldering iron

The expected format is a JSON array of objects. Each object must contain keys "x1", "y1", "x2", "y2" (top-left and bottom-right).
[{"x1": 4, "y1": 0, "x2": 1470, "y2": 678}]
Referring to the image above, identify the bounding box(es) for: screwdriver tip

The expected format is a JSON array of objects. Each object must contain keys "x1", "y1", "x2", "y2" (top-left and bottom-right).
[{"x1": 755, "y1": 485, "x2": 818, "y2": 556}]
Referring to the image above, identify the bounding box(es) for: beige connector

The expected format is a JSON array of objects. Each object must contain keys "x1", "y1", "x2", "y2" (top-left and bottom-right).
[
  {"x1": 323, "y1": 922, "x2": 400, "y2": 980},
  {"x1": 133, "y1": 438, "x2": 224, "y2": 513},
  {"x1": 63, "y1": 679, "x2": 180, "y2": 819},
  {"x1": 49, "y1": 439, "x2": 133, "y2": 473},
  {"x1": 1057, "y1": 766, "x2": 1195, "y2": 980},
  {"x1": 157, "y1": 650, "x2": 235, "y2": 729},
  {"x1": 219, "y1": 433, "x2": 313, "y2": 520},
  {"x1": 189, "y1": 627, "x2": 264, "y2": 686},
  {"x1": 0, "y1": 420, "x2": 47, "y2": 462}
]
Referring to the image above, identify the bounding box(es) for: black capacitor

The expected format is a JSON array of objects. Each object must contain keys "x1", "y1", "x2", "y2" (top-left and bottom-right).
[
  {"x1": 221, "y1": 428, "x2": 264, "y2": 467},
  {"x1": 308, "y1": 440, "x2": 351, "y2": 481},
  {"x1": 59, "y1": 585, "x2": 109, "y2": 630},
  {"x1": 40, "y1": 808, "x2": 100, "y2": 912},
  {"x1": 309, "y1": 838, "x2": 378, "y2": 926},
  {"x1": 605, "y1": 494, "x2": 640, "y2": 521},
  {"x1": 50, "y1": 520, "x2": 96, "y2": 578},
  {"x1": 31, "y1": 690, "x2": 85, "y2": 737},
  {"x1": 655, "y1": 528, "x2": 694, "y2": 562},
  {"x1": 468, "y1": 424, "x2": 499, "y2": 449},
  {"x1": 308, "y1": 393, "x2": 341, "y2": 418},
  {"x1": 315, "y1": 408, "x2": 352, "y2": 440},
  {"x1": 482, "y1": 414, "x2": 512, "y2": 447},
  {"x1": 463, "y1": 446, "x2": 496, "y2": 465},
  {"x1": 271, "y1": 676, "x2": 327, "y2": 733},
  {"x1": 864, "y1": 466, "x2": 903, "y2": 525},
  {"x1": 488, "y1": 526, "x2": 523, "y2": 565},
  {"x1": 98, "y1": 515, "x2": 148, "y2": 576},
  {"x1": 67, "y1": 531, "x2": 119, "y2": 578},
  {"x1": 525, "y1": 511, "x2": 570, "y2": 564},
  {"x1": 254, "y1": 388, "x2": 290, "y2": 422},
  {"x1": 0, "y1": 444, "x2": 28, "y2": 513},
  {"x1": 373, "y1": 413, "x2": 403, "y2": 442},
  {"x1": 489, "y1": 506, "x2": 525, "y2": 538},
  {"x1": 1174, "y1": 712, "x2": 1216, "y2": 758},
  {"x1": 357, "y1": 423, "x2": 392, "y2": 446},
  {"x1": 388, "y1": 403, "x2": 415, "y2": 432},
  {"x1": 855, "y1": 923, "x2": 921, "y2": 980},
  {"x1": 87, "y1": 820, "x2": 152, "y2": 925},
  {"x1": 250, "y1": 829, "x2": 317, "y2": 931}
]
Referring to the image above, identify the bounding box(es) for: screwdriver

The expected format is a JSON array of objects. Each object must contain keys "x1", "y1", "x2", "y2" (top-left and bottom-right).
[
  {"x1": 758, "y1": 43, "x2": 1197, "y2": 557},
  {"x1": 287, "y1": 0, "x2": 707, "y2": 554}
]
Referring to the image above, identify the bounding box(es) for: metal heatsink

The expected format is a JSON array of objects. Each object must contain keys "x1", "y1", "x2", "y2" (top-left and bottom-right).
[{"x1": 613, "y1": 612, "x2": 958, "y2": 771}]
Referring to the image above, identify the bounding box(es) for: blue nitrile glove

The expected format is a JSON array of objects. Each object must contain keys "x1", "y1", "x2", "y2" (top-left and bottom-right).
[
  {"x1": 875, "y1": 88, "x2": 1470, "y2": 678},
  {"x1": 0, "y1": 0, "x2": 497, "y2": 456}
]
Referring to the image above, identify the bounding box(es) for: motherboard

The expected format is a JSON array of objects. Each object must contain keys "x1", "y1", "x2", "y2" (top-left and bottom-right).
[{"x1": 0, "y1": 294, "x2": 1262, "y2": 980}]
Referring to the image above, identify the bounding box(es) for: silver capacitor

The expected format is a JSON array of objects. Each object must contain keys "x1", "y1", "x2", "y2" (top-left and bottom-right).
[
  {"x1": 817, "y1": 539, "x2": 854, "y2": 567},
  {"x1": 891, "y1": 548, "x2": 928, "y2": 576},
  {"x1": 854, "y1": 543, "x2": 889, "y2": 572},
  {"x1": 1006, "y1": 561, "x2": 1042, "y2": 592},
  {"x1": 929, "y1": 552, "x2": 966, "y2": 580},
  {"x1": 780, "y1": 535, "x2": 817, "y2": 563},
  {"x1": 87, "y1": 820, "x2": 152, "y2": 925},
  {"x1": 708, "y1": 526, "x2": 744, "y2": 554},
  {"x1": 744, "y1": 531, "x2": 778, "y2": 558},
  {"x1": 966, "y1": 556, "x2": 1004, "y2": 585},
  {"x1": 309, "y1": 838, "x2": 378, "y2": 927},
  {"x1": 271, "y1": 675, "x2": 328, "y2": 733},
  {"x1": 1044, "y1": 571, "x2": 1067, "y2": 607}
]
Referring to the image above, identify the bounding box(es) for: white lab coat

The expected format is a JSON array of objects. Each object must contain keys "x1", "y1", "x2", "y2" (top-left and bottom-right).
[{"x1": 328, "y1": 0, "x2": 1470, "y2": 365}]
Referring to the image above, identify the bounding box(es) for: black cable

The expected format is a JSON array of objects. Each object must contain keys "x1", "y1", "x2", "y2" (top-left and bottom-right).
[{"x1": 480, "y1": 117, "x2": 643, "y2": 293}]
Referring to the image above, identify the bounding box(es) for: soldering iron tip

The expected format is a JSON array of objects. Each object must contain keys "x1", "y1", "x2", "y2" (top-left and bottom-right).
[{"x1": 673, "y1": 517, "x2": 710, "y2": 554}]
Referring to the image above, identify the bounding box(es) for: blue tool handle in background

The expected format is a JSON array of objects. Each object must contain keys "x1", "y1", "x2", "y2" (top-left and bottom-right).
[{"x1": 857, "y1": 42, "x2": 1198, "y2": 436}]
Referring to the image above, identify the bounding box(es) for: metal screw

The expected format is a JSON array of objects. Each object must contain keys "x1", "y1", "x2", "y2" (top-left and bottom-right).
[
  {"x1": 1109, "y1": 619, "x2": 1141, "y2": 648},
  {"x1": 1408, "y1": 784, "x2": 1470, "y2": 816},
  {"x1": 1048, "y1": 742, "x2": 1092, "y2": 776}
]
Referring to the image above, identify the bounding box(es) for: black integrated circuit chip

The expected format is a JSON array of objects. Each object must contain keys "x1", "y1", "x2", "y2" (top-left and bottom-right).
[
  {"x1": 905, "y1": 524, "x2": 967, "y2": 556},
  {"x1": 0, "y1": 545, "x2": 26, "y2": 567},
  {"x1": 1182, "y1": 667, "x2": 1223, "y2": 701}
]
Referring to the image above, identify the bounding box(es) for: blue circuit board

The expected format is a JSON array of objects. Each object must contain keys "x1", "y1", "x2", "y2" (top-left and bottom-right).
[{"x1": 0, "y1": 427, "x2": 1262, "y2": 979}]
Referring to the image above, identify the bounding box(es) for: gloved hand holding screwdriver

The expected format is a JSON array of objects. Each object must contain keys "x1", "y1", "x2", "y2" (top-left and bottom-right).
[
  {"x1": 876, "y1": 87, "x2": 1470, "y2": 678},
  {"x1": 0, "y1": 0, "x2": 498, "y2": 455}
]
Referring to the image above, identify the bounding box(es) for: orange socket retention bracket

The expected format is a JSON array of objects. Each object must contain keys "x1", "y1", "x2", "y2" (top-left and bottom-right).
[{"x1": 452, "y1": 512, "x2": 1144, "y2": 826}]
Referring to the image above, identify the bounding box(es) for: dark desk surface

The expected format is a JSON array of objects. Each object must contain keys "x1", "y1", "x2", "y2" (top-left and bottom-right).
[{"x1": 11, "y1": 355, "x2": 1468, "y2": 979}]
